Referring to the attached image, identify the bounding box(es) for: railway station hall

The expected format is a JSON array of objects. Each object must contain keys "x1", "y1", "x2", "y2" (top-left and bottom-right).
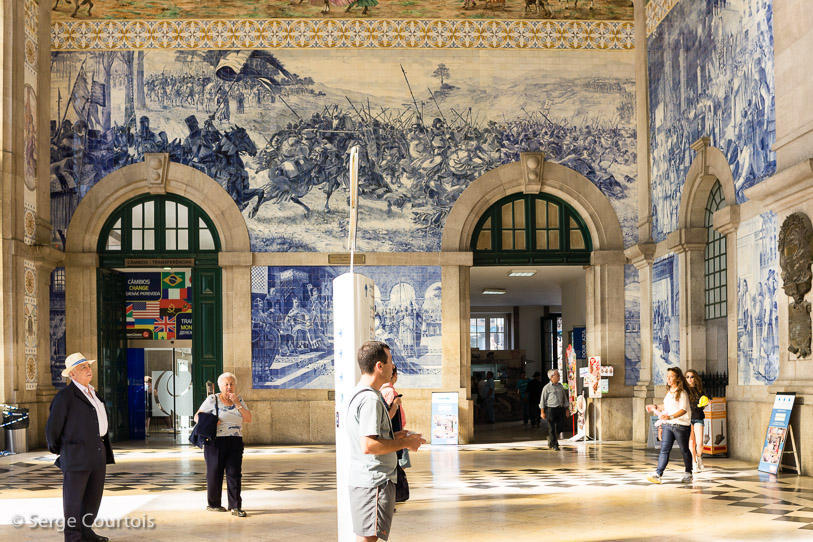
[{"x1": 3, "y1": 0, "x2": 813, "y2": 540}]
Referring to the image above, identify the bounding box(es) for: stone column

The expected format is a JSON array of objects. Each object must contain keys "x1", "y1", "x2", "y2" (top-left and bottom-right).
[
  {"x1": 667, "y1": 228, "x2": 708, "y2": 371},
  {"x1": 585, "y1": 250, "x2": 629, "y2": 440},
  {"x1": 626, "y1": 243, "x2": 655, "y2": 442},
  {"x1": 633, "y1": 0, "x2": 652, "y2": 243},
  {"x1": 442, "y1": 264, "x2": 472, "y2": 444}
]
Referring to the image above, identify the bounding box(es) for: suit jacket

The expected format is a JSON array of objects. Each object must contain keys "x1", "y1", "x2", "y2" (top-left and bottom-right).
[{"x1": 46, "y1": 382, "x2": 115, "y2": 472}]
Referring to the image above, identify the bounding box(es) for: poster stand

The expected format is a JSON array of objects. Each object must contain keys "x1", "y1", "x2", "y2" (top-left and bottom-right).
[{"x1": 780, "y1": 425, "x2": 800, "y2": 474}]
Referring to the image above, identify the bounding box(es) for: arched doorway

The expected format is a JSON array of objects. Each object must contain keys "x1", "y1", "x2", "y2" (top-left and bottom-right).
[
  {"x1": 64, "y1": 156, "x2": 251, "y2": 443},
  {"x1": 442, "y1": 156, "x2": 628, "y2": 440}
]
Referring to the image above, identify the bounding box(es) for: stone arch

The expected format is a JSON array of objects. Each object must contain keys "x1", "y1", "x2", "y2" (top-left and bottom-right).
[
  {"x1": 66, "y1": 158, "x2": 250, "y2": 254},
  {"x1": 442, "y1": 161, "x2": 624, "y2": 252},
  {"x1": 441, "y1": 157, "x2": 629, "y2": 441},
  {"x1": 678, "y1": 140, "x2": 736, "y2": 230}
]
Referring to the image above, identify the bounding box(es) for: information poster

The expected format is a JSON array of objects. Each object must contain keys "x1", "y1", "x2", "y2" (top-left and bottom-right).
[
  {"x1": 125, "y1": 271, "x2": 192, "y2": 340},
  {"x1": 431, "y1": 392, "x2": 459, "y2": 445},
  {"x1": 702, "y1": 397, "x2": 728, "y2": 456},
  {"x1": 565, "y1": 344, "x2": 577, "y2": 412},
  {"x1": 572, "y1": 327, "x2": 586, "y2": 359},
  {"x1": 758, "y1": 394, "x2": 795, "y2": 474},
  {"x1": 587, "y1": 356, "x2": 602, "y2": 398}
]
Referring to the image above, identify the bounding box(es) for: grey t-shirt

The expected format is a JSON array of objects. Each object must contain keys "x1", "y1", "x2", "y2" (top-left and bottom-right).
[
  {"x1": 540, "y1": 382, "x2": 568, "y2": 408},
  {"x1": 346, "y1": 385, "x2": 397, "y2": 488}
]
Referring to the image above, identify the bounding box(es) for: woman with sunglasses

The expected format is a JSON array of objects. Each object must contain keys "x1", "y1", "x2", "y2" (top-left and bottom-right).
[{"x1": 685, "y1": 370, "x2": 707, "y2": 472}]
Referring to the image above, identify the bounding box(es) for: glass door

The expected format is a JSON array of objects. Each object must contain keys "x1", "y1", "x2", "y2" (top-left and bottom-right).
[{"x1": 143, "y1": 342, "x2": 193, "y2": 445}]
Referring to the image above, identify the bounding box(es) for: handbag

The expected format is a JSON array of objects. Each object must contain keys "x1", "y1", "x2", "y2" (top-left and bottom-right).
[
  {"x1": 395, "y1": 465, "x2": 410, "y2": 503},
  {"x1": 189, "y1": 395, "x2": 218, "y2": 448}
]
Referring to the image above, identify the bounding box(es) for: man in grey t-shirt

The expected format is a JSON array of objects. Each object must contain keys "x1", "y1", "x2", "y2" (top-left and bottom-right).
[
  {"x1": 540, "y1": 369, "x2": 570, "y2": 451},
  {"x1": 347, "y1": 341, "x2": 425, "y2": 542}
]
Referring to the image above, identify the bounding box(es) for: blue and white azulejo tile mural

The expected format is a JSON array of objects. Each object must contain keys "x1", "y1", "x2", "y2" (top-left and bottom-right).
[
  {"x1": 50, "y1": 48, "x2": 637, "y2": 252},
  {"x1": 652, "y1": 254, "x2": 679, "y2": 385},
  {"x1": 648, "y1": 0, "x2": 775, "y2": 242},
  {"x1": 737, "y1": 212, "x2": 779, "y2": 385},
  {"x1": 251, "y1": 265, "x2": 442, "y2": 389},
  {"x1": 625, "y1": 263, "x2": 641, "y2": 386}
]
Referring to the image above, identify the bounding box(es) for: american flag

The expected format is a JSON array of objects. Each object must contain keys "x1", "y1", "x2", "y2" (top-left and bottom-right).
[
  {"x1": 132, "y1": 301, "x2": 160, "y2": 318},
  {"x1": 155, "y1": 317, "x2": 175, "y2": 334}
]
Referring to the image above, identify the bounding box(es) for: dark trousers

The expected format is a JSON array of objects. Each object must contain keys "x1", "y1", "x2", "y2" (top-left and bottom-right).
[
  {"x1": 656, "y1": 424, "x2": 693, "y2": 476},
  {"x1": 529, "y1": 403, "x2": 541, "y2": 427},
  {"x1": 63, "y1": 466, "x2": 106, "y2": 542},
  {"x1": 544, "y1": 406, "x2": 566, "y2": 448},
  {"x1": 204, "y1": 436, "x2": 244, "y2": 510}
]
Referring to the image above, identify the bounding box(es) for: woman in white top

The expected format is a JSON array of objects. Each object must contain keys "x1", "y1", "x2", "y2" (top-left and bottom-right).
[
  {"x1": 645, "y1": 366, "x2": 693, "y2": 484},
  {"x1": 194, "y1": 372, "x2": 252, "y2": 517}
]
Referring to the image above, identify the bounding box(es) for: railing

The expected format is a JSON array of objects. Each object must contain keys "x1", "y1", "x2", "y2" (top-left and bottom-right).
[{"x1": 699, "y1": 371, "x2": 728, "y2": 398}]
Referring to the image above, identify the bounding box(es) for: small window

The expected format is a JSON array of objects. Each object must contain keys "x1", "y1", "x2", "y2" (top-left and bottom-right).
[
  {"x1": 470, "y1": 315, "x2": 509, "y2": 350},
  {"x1": 704, "y1": 181, "x2": 727, "y2": 320},
  {"x1": 471, "y1": 194, "x2": 591, "y2": 265}
]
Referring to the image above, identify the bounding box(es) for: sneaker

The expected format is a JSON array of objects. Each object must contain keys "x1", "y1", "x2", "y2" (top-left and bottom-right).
[
  {"x1": 681, "y1": 473, "x2": 693, "y2": 484},
  {"x1": 697, "y1": 458, "x2": 704, "y2": 471},
  {"x1": 206, "y1": 506, "x2": 226, "y2": 512},
  {"x1": 646, "y1": 472, "x2": 661, "y2": 484},
  {"x1": 692, "y1": 461, "x2": 698, "y2": 474},
  {"x1": 231, "y1": 509, "x2": 247, "y2": 517}
]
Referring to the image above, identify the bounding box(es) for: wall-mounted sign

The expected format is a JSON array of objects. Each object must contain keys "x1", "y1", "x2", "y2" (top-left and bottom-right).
[
  {"x1": 125, "y1": 258, "x2": 195, "y2": 267},
  {"x1": 431, "y1": 392, "x2": 459, "y2": 445},
  {"x1": 587, "y1": 356, "x2": 602, "y2": 398},
  {"x1": 572, "y1": 327, "x2": 586, "y2": 359},
  {"x1": 126, "y1": 271, "x2": 192, "y2": 340},
  {"x1": 328, "y1": 254, "x2": 366, "y2": 265}
]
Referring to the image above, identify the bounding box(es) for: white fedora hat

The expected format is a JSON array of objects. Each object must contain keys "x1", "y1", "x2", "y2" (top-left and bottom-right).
[{"x1": 62, "y1": 352, "x2": 96, "y2": 377}]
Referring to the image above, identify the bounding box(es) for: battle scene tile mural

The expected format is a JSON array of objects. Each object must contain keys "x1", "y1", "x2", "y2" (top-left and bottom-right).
[
  {"x1": 652, "y1": 253, "x2": 678, "y2": 385},
  {"x1": 737, "y1": 212, "x2": 778, "y2": 385},
  {"x1": 648, "y1": 0, "x2": 775, "y2": 242},
  {"x1": 50, "y1": 0, "x2": 633, "y2": 21},
  {"x1": 50, "y1": 48, "x2": 637, "y2": 252},
  {"x1": 251, "y1": 266, "x2": 442, "y2": 389}
]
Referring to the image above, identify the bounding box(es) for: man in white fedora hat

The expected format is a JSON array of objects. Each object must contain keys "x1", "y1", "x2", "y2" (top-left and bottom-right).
[{"x1": 46, "y1": 352, "x2": 115, "y2": 542}]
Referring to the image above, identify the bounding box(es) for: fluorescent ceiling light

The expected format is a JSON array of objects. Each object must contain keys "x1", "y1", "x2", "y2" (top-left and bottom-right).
[
  {"x1": 508, "y1": 270, "x2": 537, "y2": 277},
  {"x1": 482, "y1": 288, "x2": 506, "y2": 295}
]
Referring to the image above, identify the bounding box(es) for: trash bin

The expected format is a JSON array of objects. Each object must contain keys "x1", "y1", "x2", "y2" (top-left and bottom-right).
[{"x1": 3, "y1": 408, "x2": 29, "y2": 454}]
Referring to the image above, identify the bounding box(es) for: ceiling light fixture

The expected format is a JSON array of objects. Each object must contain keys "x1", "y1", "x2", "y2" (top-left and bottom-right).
[
  {"x1": 482, "y1": 288, "x2": 506, "y2": 295},
  {"x1": 508, "y1": 270, "x2": 537, "y2": 277}
]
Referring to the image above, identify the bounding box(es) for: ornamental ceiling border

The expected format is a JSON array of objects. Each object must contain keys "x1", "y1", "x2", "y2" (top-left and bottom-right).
[
  {"x1": 646, "y1": 0, "x2": 680, "y2": 36},
  {"x1": 51, "y1": 19, "x2": 634, "y2": 51}
]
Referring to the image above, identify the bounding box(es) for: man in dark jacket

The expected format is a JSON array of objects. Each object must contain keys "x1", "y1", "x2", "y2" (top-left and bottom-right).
[
  {"x1": 526, "y1": 372, "x2": 543, "y2": 429},
  {"x1": 46, "y1": 352, "x2": 115, "y2": 542}
]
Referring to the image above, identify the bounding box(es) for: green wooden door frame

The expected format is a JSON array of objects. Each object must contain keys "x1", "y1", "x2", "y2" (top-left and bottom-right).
[
  {"x1": 97, "y1": 268, "x2": 129, "y2": 442},
  {"x1": 95, "y1": 194, "x2": 224, "y2": 438}
]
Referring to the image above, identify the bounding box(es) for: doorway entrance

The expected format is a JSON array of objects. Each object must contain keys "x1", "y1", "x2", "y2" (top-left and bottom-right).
[
  {"x1": 96, "y1": 194, "x2": 223, "y2": 443},
  {"x1": 128, "y1": 342, "x2": 194, "y2": 444}
]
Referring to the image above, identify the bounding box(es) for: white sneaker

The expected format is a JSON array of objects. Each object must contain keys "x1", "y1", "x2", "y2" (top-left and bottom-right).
[
  {"x1": 697, "y1": 458, "x2": 704, "y2": 471},
  {"x1": 646, "y1": 472, "x2": 662, "y2": 484},
  {"x1": 692, "y1": 461, "x2": 698, "y2": 474},
  {"x1": 681, "y1": 473, "x2": 693, "y2": 484}
]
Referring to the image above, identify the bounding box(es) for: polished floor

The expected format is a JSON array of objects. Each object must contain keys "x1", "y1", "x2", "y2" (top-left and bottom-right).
[{"x1": 2, "y1": 425, "x2": 813, "y2": 541}]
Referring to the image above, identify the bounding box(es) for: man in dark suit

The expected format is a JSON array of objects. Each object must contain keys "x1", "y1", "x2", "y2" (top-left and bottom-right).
[{"x1": 46, "y1": 352, "x2": 115, "y2": 542}]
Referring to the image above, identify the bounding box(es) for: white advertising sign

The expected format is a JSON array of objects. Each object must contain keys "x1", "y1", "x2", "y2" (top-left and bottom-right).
[{"x1": 333, "y1": 272, "x2": 376, "y2": 542}]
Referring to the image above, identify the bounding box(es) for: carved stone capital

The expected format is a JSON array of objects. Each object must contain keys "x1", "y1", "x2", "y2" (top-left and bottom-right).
[
  {"x1": 144, "y1": 153, "x2": 170, "y2": 194},
  {"x1": 713, "y1": 204, "x2": 740, "y2": 236},
  {"x1": 625, "y1": 242, "x2": 656, "y2": 270},
  {"x1": 666, "y1": 227, "x2": 707, "y2": 254},
  {"x1": 520, "y1": 152, "x2": 544, "y2": 194},
  {"x1": 779, "y1": 212, "x2": 813, "y2": 304}
]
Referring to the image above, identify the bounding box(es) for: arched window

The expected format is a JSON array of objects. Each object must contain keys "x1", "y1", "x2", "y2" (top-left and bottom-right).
[
  {"x1": 471, "y1": 193, "x2": 592, "y2": 265},
  {"x1": 704, "y1": 181, "x2": 726, "y2": 320},
  {"x1": 98, "y1": 195, "x2": 220, "y2": 263}
]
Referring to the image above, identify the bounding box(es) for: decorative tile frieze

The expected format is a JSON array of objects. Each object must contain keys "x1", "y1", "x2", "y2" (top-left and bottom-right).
[
  {"x1": 24, "y1": 260, "x2": 38, "y2": 389},
  {"x1": 646, "y1": 0, "x2": 680, "y2": 36},
  {"x1": 51, "y1": 18, "x2": 635, "y2": 51}
]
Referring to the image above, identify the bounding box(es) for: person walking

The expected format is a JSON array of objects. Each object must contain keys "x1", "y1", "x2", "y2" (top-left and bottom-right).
[
  {"x1": 646, "y1": 366, "x2": 693, "y2": 484},
  {"x1": 685, "y1": 369, "x2": 708, "y2": 473},
  {"x1": 195, "y1": 372, "x2": 252, "y2": 517},
  {"x1": 347, "y1": 341, "x2": 425, "y2": 542},
  {"x1": 483, "y1": 371, "x2": 496, "y2": 424},
  {"x1": 517, "y1": 371, "x2": 531, "y2": 426},
  {"x1": 540, "y1": 369, "x2": 569, "y2": 450},
  {"x1": 46, "y1": 352, "x2": 115, "y2": 542},
  {"x1": 526, "y1": 372, "x2": 543, "y2": 428}
]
